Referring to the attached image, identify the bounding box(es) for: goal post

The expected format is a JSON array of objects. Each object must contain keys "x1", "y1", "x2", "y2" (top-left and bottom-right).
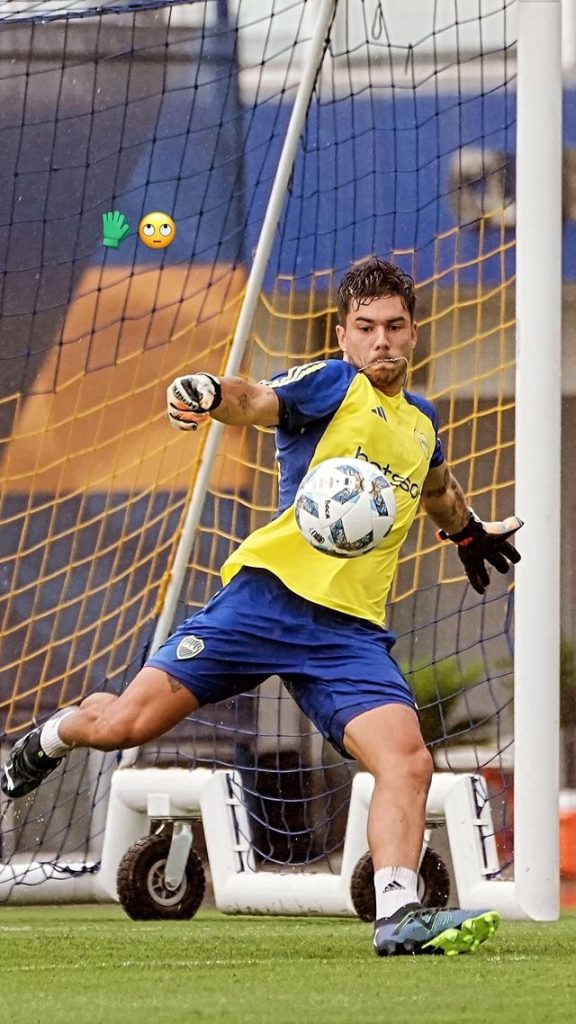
[
  {"x1": 0, "y1": 0, "x2": 564, "y2": 920},
  {"x1": 514, "y1": 0, "x2": 562, "y2": 920}
]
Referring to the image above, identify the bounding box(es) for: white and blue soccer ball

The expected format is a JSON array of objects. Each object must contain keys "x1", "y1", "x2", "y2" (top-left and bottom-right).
[{"x1": 294, "y1": 457, "x2": 396, "y2": 558}]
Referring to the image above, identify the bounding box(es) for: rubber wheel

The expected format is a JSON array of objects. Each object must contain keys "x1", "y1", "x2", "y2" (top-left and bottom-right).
[
  {"x1": 117, "y1": 834, "x2": 206, "y2": 920},
  {"x1": 350, "y1": 846, "x2": 451, "y2": 922}
]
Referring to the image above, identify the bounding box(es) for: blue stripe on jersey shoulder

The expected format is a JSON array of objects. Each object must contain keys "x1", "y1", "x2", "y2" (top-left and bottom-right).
[
  {"x1": 265, "y1": 359, "x2": 357, "y2": 427},
  {"x1": 265, "y1": 359, "x2": 356, "y2": 390}
]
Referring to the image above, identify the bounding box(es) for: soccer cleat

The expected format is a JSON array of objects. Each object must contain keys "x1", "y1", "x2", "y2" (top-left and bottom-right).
[
  {"x1": 1, "y1": 727, "x2": 63, "y2": 799},
  {"x1": 373, "y1": 902, "x2": 500, "y2": 957}
]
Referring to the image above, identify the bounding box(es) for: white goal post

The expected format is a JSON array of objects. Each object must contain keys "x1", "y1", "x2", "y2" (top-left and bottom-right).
[
  {"x1": 0, "y1": 0, "x2": 563, "y2": 920},
  {"x1": 513, "y1": 0, "x2": 562, "y2": 920}
]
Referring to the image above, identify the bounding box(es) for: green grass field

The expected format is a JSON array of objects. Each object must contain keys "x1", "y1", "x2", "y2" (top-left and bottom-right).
[{"x1": 1, "y1": 907, "x2": 575, "y2": 1024}]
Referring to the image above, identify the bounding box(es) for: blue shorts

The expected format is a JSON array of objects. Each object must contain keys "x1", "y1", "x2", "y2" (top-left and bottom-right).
[{"x1": 147, "y1": 567, "x2": 416, "y2": 757}]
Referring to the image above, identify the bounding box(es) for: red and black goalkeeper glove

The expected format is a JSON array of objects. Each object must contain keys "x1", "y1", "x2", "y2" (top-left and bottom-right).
[{"x1": 436, "y1": 510, "x2": 524, "y2": 595}]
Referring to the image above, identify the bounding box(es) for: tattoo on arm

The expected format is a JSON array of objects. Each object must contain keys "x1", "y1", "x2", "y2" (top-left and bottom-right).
[
  {"x1": 452, "y1": 488, "x2": 469, "y2": 521},
  {"x1": 422, "y1": 467, "x2": 450, "y2": 500},
  {"x1": 422, "y1": 467, "x2": 470, "y2": 534},
  {"x1": 212, "y1": 376, "x2": 278, "y2": 426}
]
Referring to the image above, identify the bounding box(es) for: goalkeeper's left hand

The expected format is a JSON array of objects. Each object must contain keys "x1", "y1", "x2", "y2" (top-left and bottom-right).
[
  {"x1": 436, "y1": 510, "x2": 524, "y2": 595},
  {"x1": 167, "y1": 373, "x2": 222, "y2": 431}
]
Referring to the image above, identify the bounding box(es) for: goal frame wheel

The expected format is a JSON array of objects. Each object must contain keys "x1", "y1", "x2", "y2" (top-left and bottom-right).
[
  {"x1": 350, "y1": 846, "x2": 451, "y2": 922},
  {"x1": 117, "y1": 833, "x2": 206, "y2": 920}
]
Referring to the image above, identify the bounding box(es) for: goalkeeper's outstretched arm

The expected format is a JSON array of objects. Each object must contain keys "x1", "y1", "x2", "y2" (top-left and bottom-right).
[
  {"x1": 421, "y1": 461, "x2": 523, "y2": 595},
  {"x1": 420, "y1": 462, "x2": 470, "y2": 537},
  {"x1": 167, "y1": 373, "x2": 279, "y2": 430}
]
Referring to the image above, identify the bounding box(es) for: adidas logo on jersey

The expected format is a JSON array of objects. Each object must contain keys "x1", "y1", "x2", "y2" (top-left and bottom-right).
[{"x1": 370, "y1": 406, "x2": 387, "y2": 420}]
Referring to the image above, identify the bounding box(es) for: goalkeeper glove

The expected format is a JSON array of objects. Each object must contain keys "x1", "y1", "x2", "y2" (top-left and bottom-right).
[
  {"x1": 436, "y1": 510, "x2": 523, "y2": 595},
  {"x1": 167, "y1": 373, "x2": 222, "y2": 431}
]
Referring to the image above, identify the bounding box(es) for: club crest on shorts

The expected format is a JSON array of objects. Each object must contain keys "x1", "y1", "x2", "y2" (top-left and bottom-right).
[{"x1": 176, "y1": 635, "x2": 205, "y2": 660}]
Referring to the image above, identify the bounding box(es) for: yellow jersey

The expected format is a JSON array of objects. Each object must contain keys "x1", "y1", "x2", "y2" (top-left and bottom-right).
[{"x1": 221, "y1": 359, "x2": 444, "y2": 627}]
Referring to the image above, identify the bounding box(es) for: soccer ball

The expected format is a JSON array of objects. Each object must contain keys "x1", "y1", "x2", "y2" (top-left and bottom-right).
[{"x1": 294, "y1": 457, "x2": 396, "y2": 557}]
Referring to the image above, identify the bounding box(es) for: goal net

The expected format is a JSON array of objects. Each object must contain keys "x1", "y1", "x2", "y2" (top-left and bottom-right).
[{"x1": 0, "y1": 0, "x2": 518, "y2": 897}]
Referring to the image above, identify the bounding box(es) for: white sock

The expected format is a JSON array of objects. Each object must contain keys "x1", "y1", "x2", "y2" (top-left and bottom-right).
[
  {"x1": 39, "y1": 708, "x2": 77, "y2": 758},
  {"x1": 374, "y1": 866, "x2": 420, "y2": 920}
]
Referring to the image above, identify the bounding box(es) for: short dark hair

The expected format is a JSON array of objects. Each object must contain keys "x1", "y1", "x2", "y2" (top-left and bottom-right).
[{"x1": 337, "y1": 256, "x2": 416, "y2": 325}]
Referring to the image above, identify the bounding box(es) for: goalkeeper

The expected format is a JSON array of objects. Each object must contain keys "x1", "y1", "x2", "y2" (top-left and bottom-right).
[{"x1": 2, "y1": 257, "x2": 522, "y2": 957}]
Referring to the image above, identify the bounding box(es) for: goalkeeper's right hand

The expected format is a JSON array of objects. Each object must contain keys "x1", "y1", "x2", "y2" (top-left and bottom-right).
[{"x1": 167, "y1": 373, "x2": 222, "y2": 431}]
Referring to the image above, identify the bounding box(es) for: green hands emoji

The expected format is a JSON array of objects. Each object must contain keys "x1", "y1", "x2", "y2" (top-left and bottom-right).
[{"x1": 102, "y1": 210, "x2": 130, "y2": 248}]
